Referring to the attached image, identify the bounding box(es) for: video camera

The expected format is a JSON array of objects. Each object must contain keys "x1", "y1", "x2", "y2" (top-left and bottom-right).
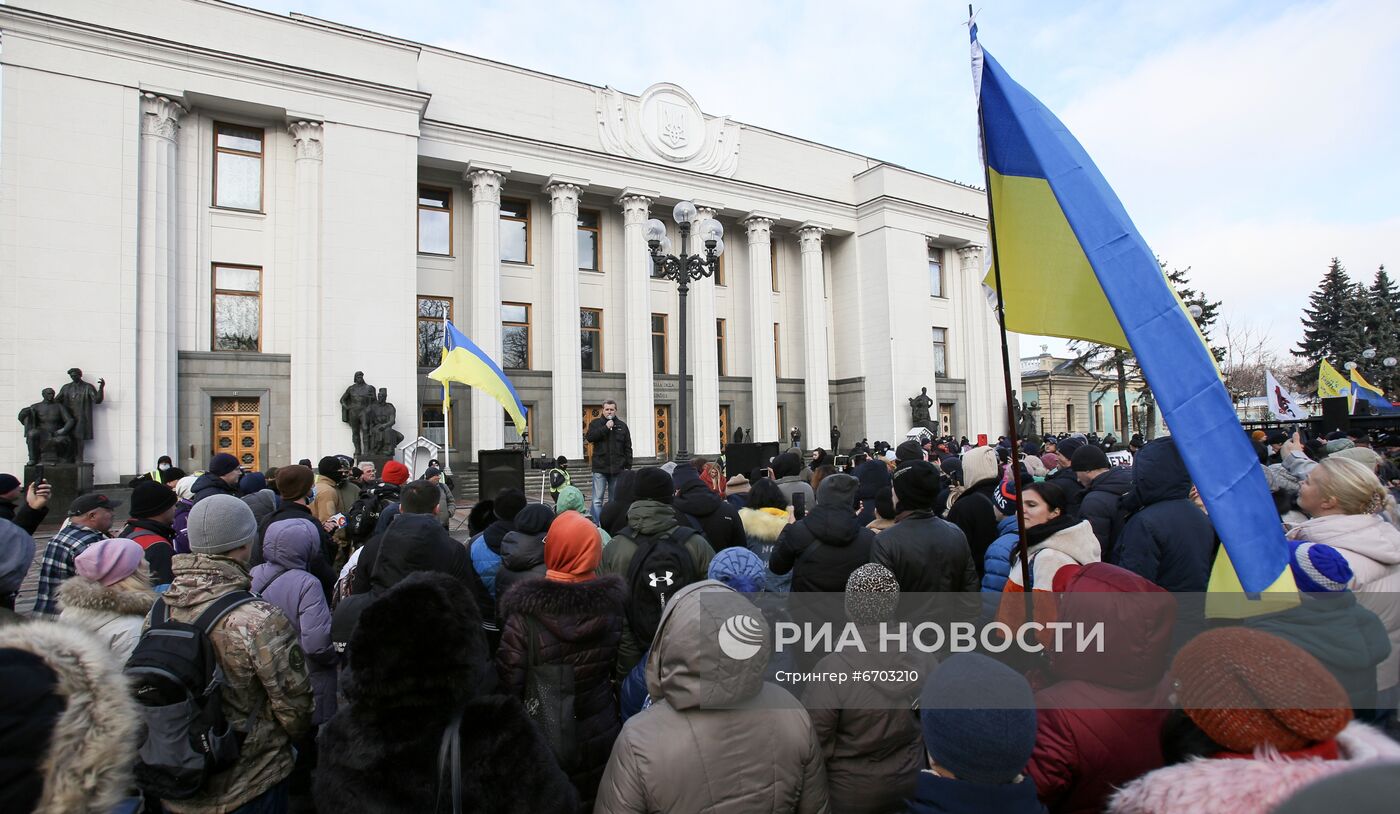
[{"x1": 529, "y1": 456, "x2": 555, "y2": 471}]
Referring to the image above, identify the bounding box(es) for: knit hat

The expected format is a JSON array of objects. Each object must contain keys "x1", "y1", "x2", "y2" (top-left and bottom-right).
[
  {"x1": 772, "y1": 451, "x2": 803, "y2": 479},
  {"x1": 892, "y1": 461, "x2": 940, "y2": 511},
  {"x1": 74, "y1": 538, "x2": 145, "y2": 586},
  {"x1": 920, "y1": 653, "x2": 1037, "y2": 784},
  {"x1": 1071, "y1": 444, "x2": 1111, "y2": 472},
  {"x1": 423, "y1": 467, "x2": 443, "y2": 480},
  {"x1": 1041, "y1": 452, "x2": 1064, "y2": 471},
  {"x1": 815, "y1": 473, "x2": 859, "y2": 509},
  {"x1": 1251, "y1": 430, "x2": 1268, "y2": 443},
  {"x1": 544, "y1": 510, "x2": 601, "y2": 582},
  {"x1": 1266, "y1": 429, "x2": 1290, "y2": 446},
  {"x1": 634, "y1": 467, "x2": 675, "y2": 504},
  {"x1": 513, "y1": 503, "x2": 555, "y2": 536},
  {"x1": 1333, "y1": 446, "x2": 1381, "y2": 470},
  {"x1": 238, "y1": 471, "x2": 266, "y2": 497},
  {"x1": 1021, "y1": 455, "x2": 1047, "y2": 478},
  {"x1": 128, "y1": 479, "x2": 178, "y2": 518},
  {"x1": 672, "y1": 463, "x2": 703, "y2": 490},
  {"x1": 0, "y1": 473, "x2": 20, "y2": 496},
  {"x1": 1021, "y1": 440, "x2": 1042, "y2": 457},
  {"x1": 1056, "y1": 434, "x2": 1088, "y2": 463},
  {"x1": 493, "y1": 489, "x2": 527, "y2": 523},
  {"x1": 208, "y1": 453, "x2": 240, "y2": 477},
  {"x1": 1171, "y1": 627, "x2": 1352, "y2": 753},
  {"x1": 726, "y1": 474, "x2": 751, "y2": 495},
  {"x1": 992, "y1": 468, "x2": 1019, "y2": 515},
  {"x1": 317, "y1": 456, "x2": 342, "y2": 479},
  {"x1": 554, "y1": 485, "x2": 586, "y2": 515},
  {"x1": 845, "y1": 563, "x2": 899, "y2": 625},
  {"x1": 380, "y1": 460, "x2": 410, "y2": 485},
  {"x1": 186, "y1": 493, "x2": 258, "y2": 555},
  {"x1": 708, "y1": 547, "x2": 767, "y2": 593},
  {"x1": 896, "y1": 439, "x2": 926, "y2": 465},
  {"x1": 1288, "y1": 541, "x2": 1354, "y2": 593},
  {"x1": 275, "y1": 464, "x2": 315, "y2": 502},
  {"x1": 1323, "y1": 438, "x2": 1355, "y2": 455}
]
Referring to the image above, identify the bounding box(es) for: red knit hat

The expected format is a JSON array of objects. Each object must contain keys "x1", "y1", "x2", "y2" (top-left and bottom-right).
[
  {"x1": 544, "y1": 511, "x2": 601, "y2": 583},
  {"x1": 1171, "y1": 627, "x2": 1351, "y2": 753},
  {"x1": 381, "y1": 461, "x2": 410, "y2": 485}
]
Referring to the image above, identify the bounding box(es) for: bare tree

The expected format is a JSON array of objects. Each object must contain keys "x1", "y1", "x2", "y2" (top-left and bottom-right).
[{"x1": 1220, "y1": 318, "x2": 1297, "y2": 404}]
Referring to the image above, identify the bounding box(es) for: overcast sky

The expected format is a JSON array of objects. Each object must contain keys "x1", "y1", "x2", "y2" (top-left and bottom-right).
[{"x1": 240, "y1": 0, "x2": 1400, "y2": 362}]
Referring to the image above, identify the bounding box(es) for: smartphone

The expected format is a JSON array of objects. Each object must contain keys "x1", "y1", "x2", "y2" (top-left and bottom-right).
[{"x1": 33, "y1": 464, "x2": 44, "y2": 484}]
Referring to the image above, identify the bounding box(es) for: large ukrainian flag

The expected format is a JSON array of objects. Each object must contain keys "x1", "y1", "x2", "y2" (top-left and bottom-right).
[
  {"x1": 428, "y1": 320, "x2": 529, "y2": 435},
  {"x1": 971, "y1": 23, "x2": 1291, "y2": 594}
]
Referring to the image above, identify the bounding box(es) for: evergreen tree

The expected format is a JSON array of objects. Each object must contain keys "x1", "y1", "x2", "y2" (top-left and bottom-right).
[
  {"x1": 1166, "y1": 264, "x2": 1224, "y2": 362},
  {"x1": 1364, "y1": 265, "x2": 1400, "y2": 394},
  {"x1": 1292, "y1": 258, "x2": 1359, "y2": 390}
]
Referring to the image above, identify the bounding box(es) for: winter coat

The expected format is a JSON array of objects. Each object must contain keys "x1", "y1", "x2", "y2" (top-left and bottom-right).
[
  {"x1": 496, "y1": 576, "x2": 626, "y2": 807},
  {"x1": 770, "y1": 502, "x2": 876, "y2": 593},
  {"x1": 906, "y1": 771, "x2": 1047, "y2": 814},
  {"x1": 981, "y1": 515, "x2": 1020, "y2": 618},
  {"x1": 351, "y1": 512, "x2": 488, "y2": 611},
  {"x1": 471, "y1": 519, "x2": 513, "y2": 600},
  {"x1": 674, "y1": 479, "x2": 748, "y2": 552},
  {"x1": 854, "y1": 461, "x2": 892, "y2": 525},
  {"x1": 600, "y1": 500, "x2": 715, "y2": 677},
  {"x1": 32, "y1": 522, "x2": 105, "y2": 618},
  {"x1": 435, "y1": 480, "x2": 456, "y2": 528},
  {"x1": 311, "y1": 474, "x2": 341, "y2": 522},
  {"x1": 0, "y1": 497, "x2": 48, "y2": 535},
  {"x1": 996, "y1": 520, "x2": 1101, "y2": 632},
  {"x1": 0, "y1": 518, "x2": 35, "y2": 597},
  {"x1": 595, "y1": 581, "x2": 830, "y2": 814},
  {"x1": 118, "y1": 517, "x2": 176, "y2": 586},
  {"x1": 586, "y1": 416, "x2": 633, "y2": 476},
  {"x1": 0, "y1": 621, "x2": 141, "y2": 814},
  {"x1": 777, "y1": 475, "x2": 817, "y2": 513},
  {"x1": 1046, "y1": 466, "x2": 1085, "y2": 511},
  {"x1": 56, "y1": 575, "x2": 156, "y2": 663},
  {"x1": 494, "y1": 526, "x2": 548, "y2": 615},
  {"x1": 1073, "y1": 466, "x2": 1133, "y2": 559},
  {"x1": 172, "y1": 496, "x2": 193, "y2": 554},
  {"x1": 190, "y1": 471, "x2": 237, "y2": 504},
  {"x1": 742, "y1": 506, "x2": 794, "y2": 592},
  {"x1": 1028, "y1": 564, "x2": 1174, "y2": 814},
  {"x1": 240, "y1": 489, "x2": 278, "y2": 530},
  {"x1": 250, "y1": 519, "x2": 338, "y2": 725},
  {"x1": 1247, "y1": 592, "x2": 1391, "y2": 714},
  {"x1": 252, "y1": 501, "x2": 336, "y2": 597},
  {"x1": 1107, "y1": 721, "x2": 1400, "y2": 814},
  {"x1": 1112, "y1": 438, "x2": 1215, "y2": 593},
  {"x1": 1286, "y1": 512, "x2": 1400, "y2": 691},
  {"x1": 944, "y1": 479, "x2": 999, "y2": 577},
  {"x1": 159, "y1": 553, "x2": 313, "y2": 813},
  {"x1": 872, "y1": 511, "x2": 978, "y2": 593}
]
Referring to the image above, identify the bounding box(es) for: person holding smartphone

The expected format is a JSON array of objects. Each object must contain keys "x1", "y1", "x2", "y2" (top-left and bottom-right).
[{"x1": 0, "y1": 471, "x2": 52, "y2": 535}]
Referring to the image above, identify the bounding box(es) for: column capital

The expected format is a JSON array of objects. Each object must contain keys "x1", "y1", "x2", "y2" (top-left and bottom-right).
[
  {"x1": 140, "y1": 93, "x2": 186, "y2": 141},
  {"x1": 744, "y1": 212, "x2": 779, "y2": 241},
  {"x1": 466, "y1": 166, "x2": 507, "y2": 205},
  {"x1": 616, "y1": 187, "x2": 657, "y2": 222},
  {"x1": 287, "y1": 120, "x2": 324, "y2": 161},
  {"x1": 957, "y1": 243, "x2": 985, "y2": 259},
  {"x1": 796, "y1": 221, "x2": 830, "y2": 252},
  {"x1": 545, "y1": 177, "x2": 584, "y2": 214},
  {"x1": 692, "y1": 199, "x2": 726, "y2": 218}
]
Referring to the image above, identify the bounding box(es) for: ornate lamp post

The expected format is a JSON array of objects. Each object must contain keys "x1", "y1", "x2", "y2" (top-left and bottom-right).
[{"x1": 645, "y1": 200, "x2": 725, "y2": 461}]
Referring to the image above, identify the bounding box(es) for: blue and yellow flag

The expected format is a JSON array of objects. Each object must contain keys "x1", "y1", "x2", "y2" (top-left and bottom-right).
[
  {"x1": 1351, "y1": 367, "x2": 1398, "y2": 414},
  {"x1": 970, "y1": 23, "x2": 1290, "y2": 595},
  {"x1": 1317, "y1": 359, "x2": 1350, "y2": 401},
  {"x1": 428, "y1": 320, "x2": 528, "y2": 434}
]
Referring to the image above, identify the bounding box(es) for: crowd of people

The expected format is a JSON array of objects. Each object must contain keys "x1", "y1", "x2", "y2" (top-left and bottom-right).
[{"x1": 2, "y1": 418, "x2": 1400, "y2": 813}]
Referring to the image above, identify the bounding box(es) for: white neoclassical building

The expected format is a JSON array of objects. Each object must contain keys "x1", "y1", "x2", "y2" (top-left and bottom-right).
[{"x1": 0, "y1": 0, "x2": 1013, "y2": 484}]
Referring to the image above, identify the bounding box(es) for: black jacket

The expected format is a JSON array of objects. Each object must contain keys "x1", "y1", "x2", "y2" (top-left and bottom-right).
[
  {"x1": 493, "y1": 528, "x2": 547, "y2": 618},
  {"x1": 871, "y1": 512, "x2": 979, "y2": 594},
  {"x1": 190, "y1": 471, "x2": 238, "y2": 504},
  {"x1": 769, "y1": 504, "x2": 875, "y2": 593},
  {"x1": 944, "y1": 479, "x2": 1000, "y2": 578},
  {"x1": 1073, "y1": 466, "x2": 1134, "y2": 560},
  {"x1": 1046, "y1": 466, "x2": 1086, "y2": 512},
  {"x1": 252, "y1": 501, "x2": 336, "y2": 597},
  {"x1": 672, "y1": 480, "x2": 747, "y2": 553},
  {"x1": 118, "y1": 518, "x2": 176, "y2": 586},
  {"x1": 0, "y1": 499, "x2": 47, "y2": 535},
  {"x1": 353, "y1": 513, "x2": 490, "y2": 616},
  {"x1": 1111, "y1": 437, "x2": 1216, "y2": 593},
  {"x1": 584, "y1": 416, "x2": 633, "y2": 476}
]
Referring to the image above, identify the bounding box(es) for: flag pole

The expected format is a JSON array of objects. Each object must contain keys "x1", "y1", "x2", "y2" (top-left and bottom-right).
[
  {"x1": 970, "y1": 6, "x2": 1034, "y2": 604},
  {"x1": 441, "y1": 312, "x2": 453, "y2": 477}
]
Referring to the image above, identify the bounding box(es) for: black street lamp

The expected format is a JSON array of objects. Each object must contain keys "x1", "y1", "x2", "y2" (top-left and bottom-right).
[{"x1": 645, "y1": 200, "x2": 725, "y2": 462}]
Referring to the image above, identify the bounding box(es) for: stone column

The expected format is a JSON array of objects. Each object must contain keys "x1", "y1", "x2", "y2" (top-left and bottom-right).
[
  {"x1": 958, "y1": 244, "x2": 988, "y2": 436},
  {"x1": 288, "y1": 120, "x2": 324, "y2": 457},
  {"x1": 689, "y1": 202, "x2": 723, "y2": 456},
  {"x1": 466, "y1": 162, "x2": 510, "y2": 460},
  {"x1": 745, "y1": 214, "x2": 779, "y2": 443},
  {"x1": 797, "y1": 222, "x2": 832, "y2": 452},
  {"x1": 545, "y1": 176, "x2": 587, "y2": 460},
  {"x1": 617, "y1": 190, "x2": 657, "y2": 458},
  {"x1": 137, "y1": 93, "x2": 184, "y2": 468}
]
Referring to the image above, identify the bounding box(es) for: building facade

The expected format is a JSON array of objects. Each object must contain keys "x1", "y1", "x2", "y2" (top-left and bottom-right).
[
  {"x1": 1, "y1": 0, "x2": 1009, "y2": 484},
  {"x1": 1020, "y1": 352, "x2": 1165, "y2": 439}
]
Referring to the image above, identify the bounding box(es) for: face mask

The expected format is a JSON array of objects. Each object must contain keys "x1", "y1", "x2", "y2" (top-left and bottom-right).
[{"x1": 158, "y1": 463, "x2": 171, "y2": 471}]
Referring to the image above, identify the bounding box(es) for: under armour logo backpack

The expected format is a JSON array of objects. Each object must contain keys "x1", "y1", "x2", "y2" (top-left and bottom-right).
[
  {"x1": 625, "y1": 527, "x2": 699, "y2": 648},
  {"x1": 647, "y1": 571, "x2": 675, "y2": 588}
]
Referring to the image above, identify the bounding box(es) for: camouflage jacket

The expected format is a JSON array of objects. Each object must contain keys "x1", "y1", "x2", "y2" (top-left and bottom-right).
[{"x1": 156, "y1": 553, "x2": 313, "y2": 813}]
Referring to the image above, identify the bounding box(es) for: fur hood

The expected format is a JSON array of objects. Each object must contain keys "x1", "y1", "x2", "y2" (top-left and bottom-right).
[
  {"x1": 56, "y1": 576, "x2": 156, "y2": 617},
  {"x1": 0, "y1": 621, "x2": 140, "y2": 814},
  {"x1": 740, "y1": 506, "x2": 790, "y2": 542},
  {"x1": 499, "y1": 574, "x2": 625, "y2": 624},
  {"x1": 1108, "y1": 721, "x2": 1400, "y2": 814}
]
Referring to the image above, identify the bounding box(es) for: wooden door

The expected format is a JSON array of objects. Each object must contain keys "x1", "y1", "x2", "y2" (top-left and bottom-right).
[
  {"x1": 212, "y1": 397, "x2": 260, "y2": 471},
  {"x1": 654, "y1": 405, "x2": 671, "y2": 460},
  {"x1": 719, "y1": 405, "x2": 731, "y2": 448},
  {"x1": 582, "y1": 404, "x2": 603, "y2": 462}
]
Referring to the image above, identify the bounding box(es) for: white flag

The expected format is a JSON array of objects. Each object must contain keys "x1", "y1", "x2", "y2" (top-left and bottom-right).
[{"x1": 1265, "y1": 370, "x2": 1308, "y2": 421}]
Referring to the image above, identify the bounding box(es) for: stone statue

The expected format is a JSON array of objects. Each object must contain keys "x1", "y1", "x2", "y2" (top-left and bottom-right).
[
  {"x1": 340, "y1": 371, "x2": 376, "y2": 458},
  {"x1": 364, "y1": 388, "x2": 403, "y2": 457},
  {"x1": 56, "y1": 368, "x2": 104, "y2": 462},
  {"x1": 1018, "y1": 399, "x2": 1040, "y2": 441},
  {"x1": 19, "y1": 388, "x2": 77, "y2": 465},
  {"x1": 908, "y1": 387, "x2": 934, "y2": 429}
]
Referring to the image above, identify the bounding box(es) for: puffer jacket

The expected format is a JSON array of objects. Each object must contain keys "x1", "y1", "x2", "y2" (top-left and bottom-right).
[
  {"x1": 1107, "y1": 721, "x2": 1400, "y2": 814},
  {"x1": 1028, "y1": 564, "x2": 1175, "y2": 814},
  {"x1": 741, "y1": 506, "x2": 793, "y2": 593},
  {"x1": 1286, "y1": 512, "x2": 1400, "y2": 691},
  {"x1": 240, "y1": 489, "x2": 279, "y2": 530},
  {"x1": 250, "y1": 518, "x2": 338, "y2": 725},
  {"x1": 190, "y1": 471, "x2": 237, "y2": 504},
  {"x1": 56, "y1": 575, "x2": 156, "y2": 663},
  {"x1": 981, "y1": 515, "x2": 1020, "y2": 618},
  {"x1": 1073, "y1": 465, "x2": 1133, "y2": 559},
  {"x1": 770, "y1": 503, "x2": 875, "y2": 593},
  {"x1": 594, "y1": 581, "x2": 829, "y2": 814},
  {"x1": 471, "y1": 519, "x2": 514, "y2": 600},
  {"x1": 252, "y1": 500, "x2": 336, "y2": 597},
  {"x1": 159, "y1": 553, "x2": 312, "y2": 813},
  {"x1": 1112, "y1": 438, "x2": 1216, "y2": 593},
  {"x1": 1247, "y1": 592, "x2": 1391, "y2": 714},
  {"x1": 0, "y1": 518, "x2": 35, "y2": 598},
  {"x1": 496, "y1": 576, "x2": 626, "y2": 808},
  {"x1": 494, "y1": 527, "x2": 548, "y2": 613},
  {"x1": 674, "y1": 479, "x2": 747, "y2": 552},
  {"x1": 996, "y1": 519, "x2": 1101, "y2": 632},
  {"x1": 1046, "y1": 465, "x2": 1085, "y2": 511}
]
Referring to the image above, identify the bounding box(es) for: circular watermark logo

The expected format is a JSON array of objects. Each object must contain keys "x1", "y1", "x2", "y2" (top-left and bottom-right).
[{"x1": 717, "y1": 614, "x2": 765, "y2": 661}]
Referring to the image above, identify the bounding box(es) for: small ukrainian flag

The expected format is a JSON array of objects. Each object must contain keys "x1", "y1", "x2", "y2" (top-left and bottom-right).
[{"x1": 428, "y1": 320, "x2": 528, "y2": 435}]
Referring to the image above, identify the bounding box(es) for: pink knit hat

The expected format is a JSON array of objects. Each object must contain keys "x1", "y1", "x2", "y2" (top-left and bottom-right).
[{"x1": 74, "y1": 538, "x2": 145, "y2": 586}]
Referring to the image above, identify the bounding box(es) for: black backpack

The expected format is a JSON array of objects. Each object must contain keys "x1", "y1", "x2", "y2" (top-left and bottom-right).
[
  {"x1": 624, "y1": 526, "x2": 700, "y2": 648},
  {"x1": 124, "y1": 591, "x2": 256, "y2": 799},
  {"x1": 345, "y1": 487, "x2": 393, "y2": 543}
]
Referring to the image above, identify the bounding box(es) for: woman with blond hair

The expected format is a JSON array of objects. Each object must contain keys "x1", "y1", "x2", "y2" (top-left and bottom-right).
[{"x1": 57, "y1": 537, "x2": 157, "y2": 662}]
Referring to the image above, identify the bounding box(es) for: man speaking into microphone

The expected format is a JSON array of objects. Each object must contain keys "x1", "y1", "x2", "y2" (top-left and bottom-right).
[{"x1": 585, "y1": 399, "x2": 634, "y2": 522}]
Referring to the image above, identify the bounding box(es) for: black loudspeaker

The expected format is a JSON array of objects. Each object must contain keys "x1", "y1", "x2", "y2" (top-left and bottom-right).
[
  {"x1": 477, "y1": 449, "x2": 525, "y2": 501},
  {"x1": 1321, "y1": 397, "x2": 1351, "y2": 433},
  {"x1": 725, "y1": 442, "x2": 780, "y2": 478}
]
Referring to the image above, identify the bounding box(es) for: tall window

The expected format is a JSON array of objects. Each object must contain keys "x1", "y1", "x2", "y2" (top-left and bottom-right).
[
  {"x1": 212, "y1": 264, "x2": 261, "y2": 351},
  {"x1": 213, "y1": 123, "x2": 263, "y2": 211},
  {"x1": 770, "y1": 239, "x2": 781, "y2": 292},
  {"x1": 578, "y1": 210, "x2": 600, "y2": 271},
  {"x1": 504, "y1": 404, "x2": 536, "y2": 445},
  {"x1": 500, "y1": 198, "x2": 530, "y2": 264},
  {"x1": 929, "y1": 248, "x2": 945, "y2": 298},
  {"x1": 931, "y1": 327, "x2": 948, "y2": 377},
  {"x1": 1066, "y1": 404, "x2": 1076, "y2": 432},
  {"x1": 501, "y1": 302, "x2": 531, "y2": 369},
  {"x1": 715, "y1": 251, "x2": 726, "y2": 286},
  {"x1": 581, "y1": 308, "x2": 603, "y2": 372},
  {"x1": 1115, "y1": 403, "x2": 1125, "y2": 432},
  {"x1": 1094, "y1": 403, "x2": 1104, "y2": 432},
  {"x1": 1131, "y1": 404, "x2": 1142, "y2": 434},
  {"x1": 418, "y1": 186, "x2": 452, "y2": 255},
  {"x1": 773, "y1": 323, "x2": 782, "y2": 377},
  {"x1": 716, "y1": 318, "x2": 728, "y2": 376},
  {"x1": 417, "y1": 296, "x2": 452, "y2": 367},
  {"x1": 651, "y1": 314, "x2": 668, "y2": 374},
  {"x1": 420, "y1": 403, "x2": 445, "y2": 446}
]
